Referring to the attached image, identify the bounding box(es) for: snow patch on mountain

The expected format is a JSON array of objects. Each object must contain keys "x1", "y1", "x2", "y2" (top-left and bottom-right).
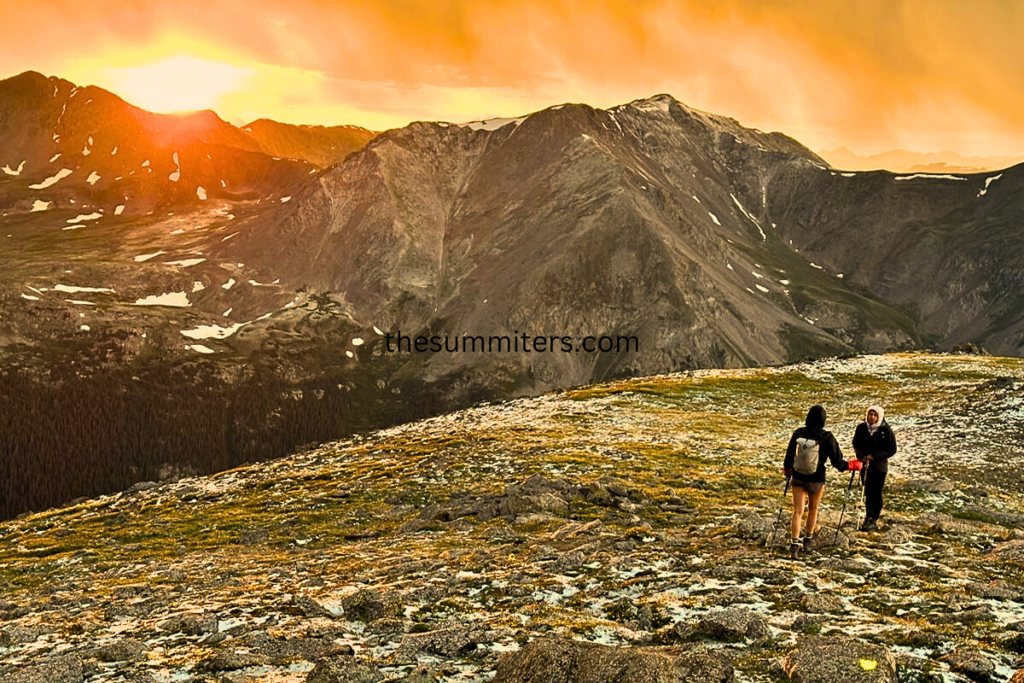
[
  {"x1": 461, "y1": 117, "x2": 526, "y2": 132},
  {"x1": 978, "y1": 174, "x2": 1003, "y2": 197},
  {"x1": 894, "y1": 174, "x2": 965, "y2": 181},
  {"x1": 731, "y1": 194, "x2": 766, "y2": 241},
  {"x1": 169, "y1": 152, "x2": 180, "y2": 182},
  {"x1": 67, "y1": 212, "x2": 102, "y2": 223},
  {"x1": 134, "y1": 292, "x2": 191, "y2": 307},
  {"x1": 2, "y1": 161, "x2": 25, "y2": 176},
  {"x1": 181, "y1": 322, "x2": 247, "y2": 340},
  {"x1": 53, "y1": 284, "x2": 114, "y2": 294},
  {"x1": 134, "y1": 251, "x2": 166, "y2": 263},
  {"x1": 29, "y1": 168, "x2": 73, "y2": 189}
]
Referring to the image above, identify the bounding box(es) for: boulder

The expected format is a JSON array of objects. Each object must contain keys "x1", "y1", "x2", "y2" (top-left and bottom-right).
[
  {"x1": 393, "y1": 623, "x2": 488, "y2": 663},
  {"x1": 799, "y1": 594, "x2": 844, "y2": 614},
  {"x1": 940, "y1": 649, "x2": 997, "y2": 683},
  {"x1": 782, "y1": 635, "x2": 897, "y2": 683},
  {"x1": 341, "y1": 590, "x2": 402, "y2": 622},
  {"x1": 292, "y1": 595, "x2": 336, "y2": 619},
  {"x1": 0, "y1": 625, "x2": 40, "y2": 646},
  {"x1": 696, "y1": 608, "x2": 770, "y2": 642},
  {"x1": 903, "y1": 479, "x2": 955, "y2": 493},
  {"x1": 0, "y1": 654, "x2": 83, "y2": 683},
  {"x1": 990, "y1": 540, "x2": 1024, "y2": 565},
  {"x1": 732, "y1": 514, "x2": 774, "y2": 540},
  {"x1": 881, "y1": 526, "x2": 913, "y2": 545},
  {"x1": 306, "y1": 655, "x2": 383, "y2": 683},
  {"x1": 93, "y1": 638, "x2": 145, "y2": 662},
  {"x1": 156, "y1": 611, "x2": 218, "y2": 635},
  {"x1": 492, "y1": 637, "x2": 733, "y2": 683}
]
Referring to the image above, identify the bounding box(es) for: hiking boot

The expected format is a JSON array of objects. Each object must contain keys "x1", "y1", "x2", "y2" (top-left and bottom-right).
[
  {"x1": 789, "y1": 542, "x2": 801, "y2": 560},
  {"x1": 859, "y1": 518, "x2": 878, "y2": 532},
  {"x1": 802, "y1": 536, "x2": 814, "y2": 553}
]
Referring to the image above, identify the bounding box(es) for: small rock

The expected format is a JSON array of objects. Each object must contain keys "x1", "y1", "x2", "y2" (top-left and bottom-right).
[
  {"x1": 990, "y1": 540, "x2": 1024, "y2": 565},
  {"x1": 93, "y1": 638, "x2": 145, "y2": 662},
  {"x1": 395, "y1": 665, "x2": 440, "y2": 683},
  {"x1": 554, "y1": 550, "x2": 586, "y2": 572},
  {"x1": 341, "y1": 589, "x2": 402, "y2": 622},
  {"x1": 393, "y1": 623, "x2": 488, "y2": 663},
  {"x1": 696, "y1": 607, "x2": 769, "y2": 642},
  {"x1": 732, "y1": 513, "x2": 774, "y2": 540},
  {"x1": 0, "y1": 625, "x2": 39, "y2": 646},
  {"x1": 930, "y1": 605, "x2": 995, "y2": 624},
  {"x1": 492, "y1": 636, "x2": 733, "y2": 683},
  {"x1": 293, "y1": 595, "x2": 335, "y2": 619},
  {"x1": 941, "y1": 649, "x2": 997, "y2": 683},
  {"x1": 708, "y1": 587, "x2": 755, "y2": 607},
  {"x1": 125, "y1": 481, "x2": 159, "y2": 494},
  {"x1": 202, "y1": 651, "x2": 269, "y2": 672},
  {"x1": 0, "y1": 654, "x2": 83, "y2": 683},
  {"x1": 365, "y1": 617, "x2": 407, "y2": 635},
  {"x1": 157, "y1": 611, "x2": 218, "y2": 635},
  {"x1": 790, "y1": 615, "x2": 821, "y2": 633},
  {"x1": 306, "y1": 655, "x2": 383, "y2": 683},
  {"x1": 881, "y1": 526, "x2": 913, "y2": 545},
  {"x1": 903, "y1": 479, "x2": 955, "y2": 493},
  {"x1": 799, "y1": 594, "x2": 843, "y2": 614},
  {"x1": 238, "y1": 528, "x2": 270, "y2": 545}
]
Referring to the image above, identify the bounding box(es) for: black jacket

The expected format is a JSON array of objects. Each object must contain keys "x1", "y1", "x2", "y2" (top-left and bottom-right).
[
  {"x1": 852, "y1": 419, "x2": 897, "y2": 474},
  {"x1": 783, "y1": 406, "x2": 851, "y2": 483}
]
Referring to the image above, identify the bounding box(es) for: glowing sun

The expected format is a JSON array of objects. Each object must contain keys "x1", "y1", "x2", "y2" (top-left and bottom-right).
[{"x1": 109, "y1": 55, "x2": 251, "y2": 113}]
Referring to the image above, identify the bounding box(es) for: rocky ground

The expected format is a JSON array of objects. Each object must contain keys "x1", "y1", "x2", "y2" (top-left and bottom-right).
[{"x1": 1, "y1": 352, "x2": 1023, "y2": 683}]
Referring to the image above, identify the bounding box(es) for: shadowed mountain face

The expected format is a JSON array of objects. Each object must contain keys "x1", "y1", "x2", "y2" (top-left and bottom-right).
[{"x1": 217, "y1": 95, "x2": 1021, "y2": 400}]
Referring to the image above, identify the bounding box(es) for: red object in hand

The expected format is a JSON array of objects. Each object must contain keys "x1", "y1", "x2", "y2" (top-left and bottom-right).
[
  {"x1": 784, "y1": 468, "x2": 793, "y2": 478},
  {"x1": 847, "y1": 460, "x2": 863, "y2": 471}
]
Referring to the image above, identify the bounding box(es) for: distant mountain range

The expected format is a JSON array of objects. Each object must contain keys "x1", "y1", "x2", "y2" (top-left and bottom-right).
[
  {"x1": 3, "y1": 69, "x2": 1024, "y2": 518},
  {"x1": 818, "y1": 146, "x2": 1024, "y2": 174}
]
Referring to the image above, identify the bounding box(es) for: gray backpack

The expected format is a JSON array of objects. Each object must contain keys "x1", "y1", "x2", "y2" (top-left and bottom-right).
[{"x1": 793, "y1": 438, "x2": 820, "y2": 475}]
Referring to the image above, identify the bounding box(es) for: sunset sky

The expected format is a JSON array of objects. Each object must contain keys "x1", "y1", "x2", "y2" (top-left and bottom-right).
[{"x1": 3, "y1": 1, "x2": 1022, "y2": 158}]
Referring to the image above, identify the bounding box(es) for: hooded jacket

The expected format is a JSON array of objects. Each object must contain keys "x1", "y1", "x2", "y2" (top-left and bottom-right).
[
  {"x1": 853, "y1": 405, "x2": 898, "y2": 474},
  {"x1": 783, "y1": 405, "x2": 850, "y2": 483}
]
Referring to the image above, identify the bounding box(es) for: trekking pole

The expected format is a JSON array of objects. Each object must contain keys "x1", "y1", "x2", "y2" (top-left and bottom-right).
[
  {"x1": 765, "y1": 476, "x2": 791, "y2": 549},
  {"x1": 833, "y1": 469, "x2": 857, "y2": 545},
  {"x1": 857, "y1": 459, "x2": 869, "y2": 527}
]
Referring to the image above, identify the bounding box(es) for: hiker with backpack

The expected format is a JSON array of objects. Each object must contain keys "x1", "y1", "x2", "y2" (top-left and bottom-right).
[
  {"x1": 853, "y1": 405, "x2": 897, "y2": 531},
  {"x1": 783, "y1": 405, "x2": 862, "y2": 559}
]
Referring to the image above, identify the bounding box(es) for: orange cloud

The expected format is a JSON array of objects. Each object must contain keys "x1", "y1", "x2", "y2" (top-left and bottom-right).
[{"x1": 1, "y1": 0, "x2": 1022, "y2": 156}]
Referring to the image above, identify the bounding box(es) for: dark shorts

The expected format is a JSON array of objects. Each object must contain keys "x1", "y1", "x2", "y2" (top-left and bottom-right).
[{"x1": 791, "y1": 479, "x2": 824, "y2": 494}]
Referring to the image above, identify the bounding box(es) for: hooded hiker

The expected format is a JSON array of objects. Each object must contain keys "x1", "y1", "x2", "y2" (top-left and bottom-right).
[
  {"x1": 852, "y1": 404, "x2": 897, "y2": 531},
  {"x1": 783, "y1": 405, "x2": 861, "y2": 559}
]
